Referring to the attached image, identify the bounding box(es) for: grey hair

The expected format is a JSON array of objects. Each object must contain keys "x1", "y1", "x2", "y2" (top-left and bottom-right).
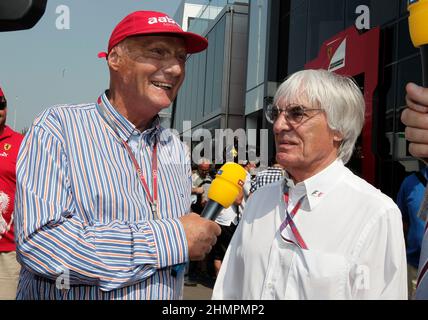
[{"x1": 273, "y1": 69, "x2": 365, "y2": 164}]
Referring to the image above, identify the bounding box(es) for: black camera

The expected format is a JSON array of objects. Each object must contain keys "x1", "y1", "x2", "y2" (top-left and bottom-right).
[{"x1": 0, "y1": 0, "x2": 47, "y2": 31}]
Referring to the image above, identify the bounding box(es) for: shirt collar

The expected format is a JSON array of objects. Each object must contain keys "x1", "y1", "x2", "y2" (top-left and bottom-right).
[
  {"x1": 98, "y1": 91, "x2": 161, "y2": 143},
  {"x1": 284, "y1": 159, "x2": 346, "y2": 210}
]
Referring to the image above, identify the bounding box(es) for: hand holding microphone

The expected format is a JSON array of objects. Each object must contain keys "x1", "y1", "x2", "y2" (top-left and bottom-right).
[
  {"x1": 406, "y1": 1, "x2": 428, "y2": 220},
  {"x1": 179, "y1": 213, "x2": 221, "y2": 260},
  {"x1": 179, "y1": 162, "x2": 247, "y2": 260},
  {"x1": 408, "y1": 0, "x2": 428, "y2": 87},
  {"x1": 404, "y1": 1, "x2": 428, "y2": 162}
]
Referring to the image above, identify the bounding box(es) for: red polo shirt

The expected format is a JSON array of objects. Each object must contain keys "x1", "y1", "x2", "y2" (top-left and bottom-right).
[{"x1": 0, "y1": 125, "x2": 24, "y2": 252}]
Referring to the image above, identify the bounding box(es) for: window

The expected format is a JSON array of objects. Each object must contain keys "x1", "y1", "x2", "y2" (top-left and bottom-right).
[
  {"x1": 287, "y1": 0, "x2": 308, "y2": 74},
  {"x1": 307, "y1": 0, "x2": 345, "y2": 61},
  {"x1": 396, "y1": 55, "x2": 422, "y2": 109},
  {"x1": 246, "y1": 0, "x2": 268, "y2": 90},
  {"x1": 397, "y1": 17, "x2": 419, "y2": 60},
  {"x1": 205, "y1": 15, "x2": 226, "y2": 115}
]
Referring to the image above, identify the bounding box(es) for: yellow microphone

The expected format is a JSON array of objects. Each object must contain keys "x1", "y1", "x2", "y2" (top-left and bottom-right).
[
  {"x1": 201, "y1": 162, "x2": 247, "y2": 220},
  {"x1": 408, "y1": 0, "x2": 428, "y2": 86}
]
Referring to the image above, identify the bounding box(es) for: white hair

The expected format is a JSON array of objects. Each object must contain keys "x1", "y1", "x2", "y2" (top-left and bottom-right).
[
  {"x1": 197, "y1": 157, "x2": 211, "y2": 165},
  {"x1": 273, "y1": 69, "x2": 365, "y2": 164}
]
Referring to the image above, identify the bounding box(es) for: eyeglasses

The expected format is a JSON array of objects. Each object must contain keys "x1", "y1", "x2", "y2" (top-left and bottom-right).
[
  {"x1": 0, "y1": 100, "x2": 6, "y2": 111},
  {"x1": 265, "y1": 104, "x2": 323, "y2": 124}
]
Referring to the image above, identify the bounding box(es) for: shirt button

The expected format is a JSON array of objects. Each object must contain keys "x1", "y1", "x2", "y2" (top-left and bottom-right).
[{"x1": 267, "y1": 283, "x2": 273, "y2": 289}]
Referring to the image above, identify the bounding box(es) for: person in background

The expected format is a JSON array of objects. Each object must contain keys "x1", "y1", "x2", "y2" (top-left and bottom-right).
[
  {"x1": 14, "y1": 10, "x2": 220, "y2": 300},
  {"x1": 213, "y1": 189, "x2": 244, "y2": 276},
  {"x1": 186, "y1": 158, "x2": 213, "y2": 286},
  {"x1": 213, "y1": 69, "x2": 407, "y2": 300},
  {"x1": 240, "y1": 160, "x2": 257, "y2": 200},
  {"x1": 401, "y1": 82, "x2": 428, "y2": 299},
  {"x1": 0, "y1": 87, "x2": 24, "y2": 299},
  {"x1": 397, "y1": 162, "x2": 428, "y2": 299},
  {"x1": 250, "y1": 157, "x2": 285, "y2": 194},
  {"x1": 191, "y1": 158, "x2": 212, "y2": 214}
]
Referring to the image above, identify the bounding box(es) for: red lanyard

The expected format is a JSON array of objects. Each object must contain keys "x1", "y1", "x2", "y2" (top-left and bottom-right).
[
  {"x1": 97, "y1": 95, "x2": 159, "y2": 219},
  {"x1": 123, "y1": 142, "x2": 159, "y2": 219},
  {"x1": 280, "y1": 192, "x2": 308, "y2": 250}
]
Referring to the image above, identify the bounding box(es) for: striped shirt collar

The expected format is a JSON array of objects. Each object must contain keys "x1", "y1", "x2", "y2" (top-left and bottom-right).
[{"x1": 98, "y1": 91, "x2": 161, "y2": 143}]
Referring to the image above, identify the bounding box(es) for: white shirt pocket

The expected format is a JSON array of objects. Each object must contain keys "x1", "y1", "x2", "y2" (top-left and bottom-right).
[{"x1": 286, "y1": 249, "x2": 352, "y2": 300}]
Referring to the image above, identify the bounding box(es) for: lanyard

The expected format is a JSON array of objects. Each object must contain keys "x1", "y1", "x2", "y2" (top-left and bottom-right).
[
  {"x1": 280, "y1": 192, "x2": 308, "y2": 250},
  {"x1": 123, "y1": 141, "x2": 159, "y2": 219},
  {"x1": 97, "y1": 95, "x2": 160, "y2": 219}
]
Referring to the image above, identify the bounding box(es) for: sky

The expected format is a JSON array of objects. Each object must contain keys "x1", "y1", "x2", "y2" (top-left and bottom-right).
[{"x1": 1, "y1": 0, "x2": 183, "y2": 132}]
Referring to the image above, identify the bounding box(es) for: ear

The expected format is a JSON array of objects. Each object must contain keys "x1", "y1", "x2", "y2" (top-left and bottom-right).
[
  {"x1": 107, "y1": 46, "x2": 123, "y2": 72},
  {"x1": 333, "y1": 130, "x2": 343, "y2": 143}
]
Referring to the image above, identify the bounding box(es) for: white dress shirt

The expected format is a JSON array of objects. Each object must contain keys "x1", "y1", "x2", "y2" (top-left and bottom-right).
[{"x1": 212, "y1": 160, "x2": 407, "y2": 300}]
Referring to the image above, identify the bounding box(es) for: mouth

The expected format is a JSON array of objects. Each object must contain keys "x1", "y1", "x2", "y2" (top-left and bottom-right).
[
  {"x1": 152, "y1": 81, "x2": 173, "y2": 91},
  {"x1": 279, "y1": 140, "x2": 298, "y2": 146},
  {"x1": 276, "y1": 140, "x2": 299, "y2": 151}
]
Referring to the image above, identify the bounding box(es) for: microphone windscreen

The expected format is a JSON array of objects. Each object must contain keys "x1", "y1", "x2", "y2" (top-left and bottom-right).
[
  {"x1": 408, "y1": 0, "x2": 428, "y2": 47},
  {"x1": 207, "y1": 162, "x2": 247, "y2": 208}
]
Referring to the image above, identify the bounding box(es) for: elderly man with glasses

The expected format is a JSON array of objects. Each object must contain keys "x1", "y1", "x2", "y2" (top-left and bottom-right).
[{"x1": 212, "y1": 69, "x2": 407, "y2": 300}]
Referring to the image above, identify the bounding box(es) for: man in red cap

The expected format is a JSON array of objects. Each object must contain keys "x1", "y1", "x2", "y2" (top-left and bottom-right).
[
  {"x1": 14, "y1": 11, "x2": 220, "y2": 300},
  {"x1": 0, "y1": 87, "x2": 24, "y2": 299}
]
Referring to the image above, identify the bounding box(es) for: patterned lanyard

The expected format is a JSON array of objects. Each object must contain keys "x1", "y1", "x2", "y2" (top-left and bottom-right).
[
  {"x1": 123, "y1": 142, "x2": 159, "y2": 219},
  {"x1": 279, "y1": 192, "x2": 308, "y2": 250},
  {"x1": 97, "y1": 96, "x2": 160, "y2": 219}
]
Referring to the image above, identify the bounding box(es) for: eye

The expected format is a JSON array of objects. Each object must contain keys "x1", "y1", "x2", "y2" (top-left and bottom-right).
[
  {"x1": 150, "y1": 48, "x2": 164, "y2": 56},
  {"x1": 288, "y1": 106, "x2": 305, "y2": 119},
  {"x1": 177, "y1": 52, "x2": 187, "y2": 63},
  {"x1": 270, "y1": 106, "x2": 279, "y2": 118}
]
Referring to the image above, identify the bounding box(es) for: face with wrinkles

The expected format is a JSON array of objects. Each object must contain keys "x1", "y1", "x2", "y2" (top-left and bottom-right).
[
  {"x1": 273, "y1": 97, "x2": 342, "y2": 182},
  {"x1": 109, "y1": 35, "x2": 187, "y2": 116}
]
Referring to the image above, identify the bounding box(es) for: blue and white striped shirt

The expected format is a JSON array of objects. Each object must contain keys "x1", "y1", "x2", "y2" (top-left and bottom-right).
[{"x1": 14, "y1": 92, "x2": 192, "y2": 299}]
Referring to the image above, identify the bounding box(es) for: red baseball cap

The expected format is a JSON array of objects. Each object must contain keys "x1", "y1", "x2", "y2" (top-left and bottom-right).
[
  {"x1": 0, "y1": 87, "x2": 4, "y2": 98},
  {"x1": 98, "y1": 10, "x2": 208, "y2": 58}
]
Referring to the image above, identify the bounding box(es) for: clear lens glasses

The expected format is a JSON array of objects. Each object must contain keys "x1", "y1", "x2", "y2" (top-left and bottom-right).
[{"x1": 265, "y1": 104, "x2": 322, "y2": 124}]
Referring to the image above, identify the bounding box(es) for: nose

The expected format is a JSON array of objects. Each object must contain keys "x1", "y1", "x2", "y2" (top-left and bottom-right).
[
  {"x1": 163, "y1": 57, "x2": 185, "y2": 78},
  {"x1": 273, "y1": 112, "x2": 293, "y2": 134}
]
